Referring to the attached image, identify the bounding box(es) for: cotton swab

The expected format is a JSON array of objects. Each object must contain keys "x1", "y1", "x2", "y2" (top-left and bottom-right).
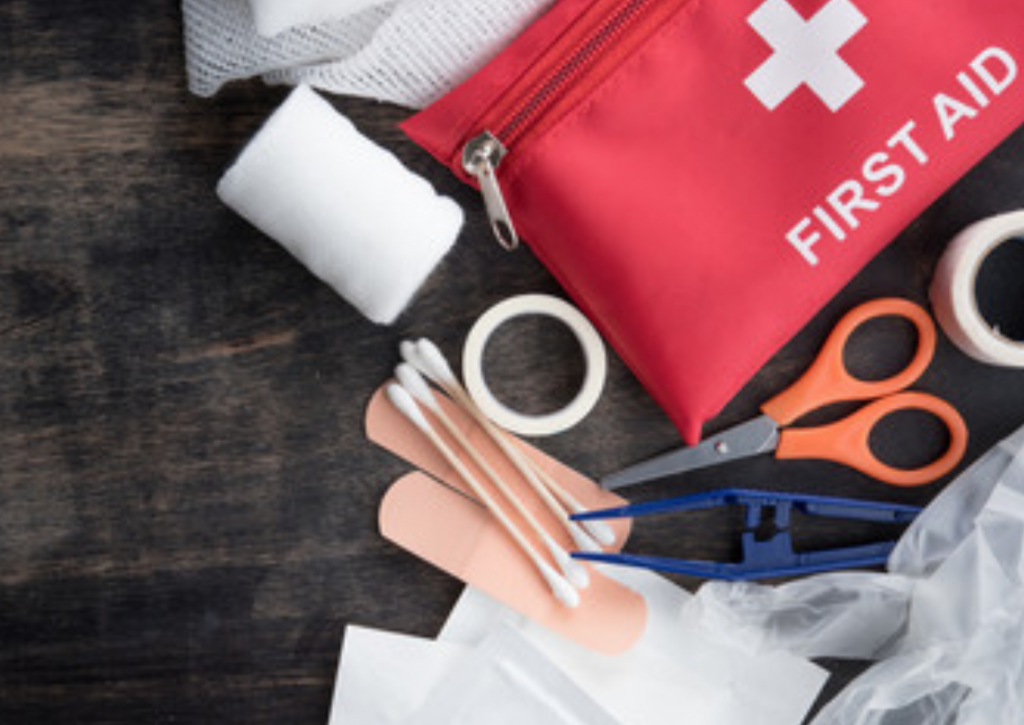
[
  {"x1": 526, "y1": 465, "x2": 617, "y2": 547},
  {"x1": 399, "y1": 339, "x2": 426, "y2": 372},
  {"x1": 386, "y1": 384, "x2": 580, "y2": 609},
  {"x1": 405, "y1": 338, "x2": 615, "y2": 550},
  {"x1": 407, "y1": 338, "x2": 605, "y2": 553},
  {"x1": 395, "y1": 363, "x2": 590, "y2": 590}
]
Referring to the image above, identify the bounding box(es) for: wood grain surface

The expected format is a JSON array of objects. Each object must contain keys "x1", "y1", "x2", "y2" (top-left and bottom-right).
[{"x1": 2, "y1": 3, "x2": 1024, "y2": 724}]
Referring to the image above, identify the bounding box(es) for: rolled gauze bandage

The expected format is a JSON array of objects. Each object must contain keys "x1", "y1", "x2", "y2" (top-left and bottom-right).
[
  {"x1": 930, "y1": 211, "x2": 1024, "y2": 368},
  {"x1": 217, "y1": 85, "x2": 463, "y2": 325}
]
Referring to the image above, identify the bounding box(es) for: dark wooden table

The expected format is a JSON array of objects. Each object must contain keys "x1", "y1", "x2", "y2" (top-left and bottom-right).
[{"x1": 3, "y1": 3, "x2": 1024, "y2": 723}]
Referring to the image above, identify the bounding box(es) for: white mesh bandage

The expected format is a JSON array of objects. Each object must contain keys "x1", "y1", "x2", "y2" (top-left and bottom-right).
[
  {"x1": 248, "y1": 0, "x2": 387, "y2": 37},
  {"x1": 182, "y1": 0, "x2": 553, "y2": 108}
]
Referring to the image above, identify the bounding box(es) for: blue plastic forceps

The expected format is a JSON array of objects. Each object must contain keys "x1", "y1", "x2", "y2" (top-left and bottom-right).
[{"x1": 571, "y1": 488, "x2": 920, "y2": 580}]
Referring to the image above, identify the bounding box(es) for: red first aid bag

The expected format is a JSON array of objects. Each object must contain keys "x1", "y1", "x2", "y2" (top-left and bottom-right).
[{"x1": 402, "y1": 0, "x2": 1024, "y2": 444}]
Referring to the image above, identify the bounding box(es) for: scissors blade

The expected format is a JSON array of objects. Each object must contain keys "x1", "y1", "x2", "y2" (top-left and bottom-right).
[{"x1": 601, "y1": 415, "x2": 780, "y2": 490}]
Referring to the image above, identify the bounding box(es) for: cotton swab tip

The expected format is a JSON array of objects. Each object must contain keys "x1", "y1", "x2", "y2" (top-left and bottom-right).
[
  {"x1": 538, "y1": 561, "x2": 581, "y2": 609},
  {"x1": 569, "y1": 522, "x2": 604, "y2": 554},
  {"x1": 399, "y1": 339, "x2": 425, "y2": 369},
  {"x1": 386, "y1": 383, "x2": 431, "y2": 432},
  {"x1": 564, "y1": 557, "x2": 590, "y2": 591},
  {"x1": 542, "y1": 533, "x2": 590, "y2": 591},
  {"x1": 579, "y1": 517, "x2": 617, "y2": 547},
  {"x1": 395, "y1": 362, "x2": 439, "y2": 411},
  {"x1": 416, "y1": 338, "x2": 457, "y2": 384}
]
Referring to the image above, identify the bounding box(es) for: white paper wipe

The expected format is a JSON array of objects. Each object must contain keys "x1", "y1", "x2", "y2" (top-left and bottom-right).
[
  {"x1": 411, "y1": 624, "x2": 624, "y2": 725},
  {"x1": 328, "y1": 626, "x2": 467, "y2": 724},
  {"x1": 440, "y1": 569, "x2": 829, "y2": 725},
  {"x1": 329, "y1": 571, "x2": 827, "y2": 725}
]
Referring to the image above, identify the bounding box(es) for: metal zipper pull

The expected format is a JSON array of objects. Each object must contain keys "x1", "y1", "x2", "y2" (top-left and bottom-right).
[{"x1": 462, "y1": 132, "x2": 519, "y2": 250}]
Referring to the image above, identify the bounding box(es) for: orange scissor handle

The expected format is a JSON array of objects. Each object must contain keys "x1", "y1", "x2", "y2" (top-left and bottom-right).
[
  {"x1": 762, "y1": 298, "x2": 937, "y2": 426},
  {"x1": 775, "y1": 391, "x2": 968, "y2": 486}
]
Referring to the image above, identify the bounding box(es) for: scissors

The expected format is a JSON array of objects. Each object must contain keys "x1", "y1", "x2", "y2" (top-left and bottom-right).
[{"x1": 602, "y1": 298, "x2": 968, "y2": 489}]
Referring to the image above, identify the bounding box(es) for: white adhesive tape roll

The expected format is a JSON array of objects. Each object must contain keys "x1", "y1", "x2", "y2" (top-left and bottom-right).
[
  {"x1": 930, "y1": 211, "x2": 1024, "y2": 368},
  {"x1": 462, "y1": 294, "x2": 607, "y2": 437}
]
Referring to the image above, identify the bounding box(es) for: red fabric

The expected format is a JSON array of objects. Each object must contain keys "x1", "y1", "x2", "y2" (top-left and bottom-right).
[{"x1": 404, "y1": 0, "x2": 1024, "y2": 444}]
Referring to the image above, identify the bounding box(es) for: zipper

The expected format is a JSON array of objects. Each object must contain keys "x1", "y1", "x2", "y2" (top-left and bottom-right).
[
  {"x1": 462, "y1": 132, "x2": 518, "y2": 250},
  {"x1": 461, "y1": 0, "x2": 689, "y2": 249}
]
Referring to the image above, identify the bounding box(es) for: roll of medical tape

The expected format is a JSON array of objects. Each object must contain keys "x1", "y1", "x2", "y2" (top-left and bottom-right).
[
  {"x1": 930, "y1": 211, "x2": 1024, "y2": 368},
  {"x1": 462, "y1": 295, "x2": 607, "y2": 437}
]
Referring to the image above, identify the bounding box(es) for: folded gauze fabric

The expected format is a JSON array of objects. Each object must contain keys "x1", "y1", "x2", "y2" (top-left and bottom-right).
[{"x1": 217, "y1": 85, "x2": 463, "y2": 325}]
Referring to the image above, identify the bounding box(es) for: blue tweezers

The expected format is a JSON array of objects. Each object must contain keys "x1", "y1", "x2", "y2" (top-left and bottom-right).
[{"x1": 571, "y1": 488, "x2": 921, "y2": 581}]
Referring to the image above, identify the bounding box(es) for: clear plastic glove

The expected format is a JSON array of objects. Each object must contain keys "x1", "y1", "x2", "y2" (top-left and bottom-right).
[
  {"x1": 690, "y1": 573, "x2": 914, "y2": 659},
  {"x1": 689, "y1": 423, "x2": 1024, "y2": 725}
]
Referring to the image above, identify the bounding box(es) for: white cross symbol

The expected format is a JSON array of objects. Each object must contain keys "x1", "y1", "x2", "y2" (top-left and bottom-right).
[{"x1": 744, "y1": 0, "x2": 867, "y2": 112}]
